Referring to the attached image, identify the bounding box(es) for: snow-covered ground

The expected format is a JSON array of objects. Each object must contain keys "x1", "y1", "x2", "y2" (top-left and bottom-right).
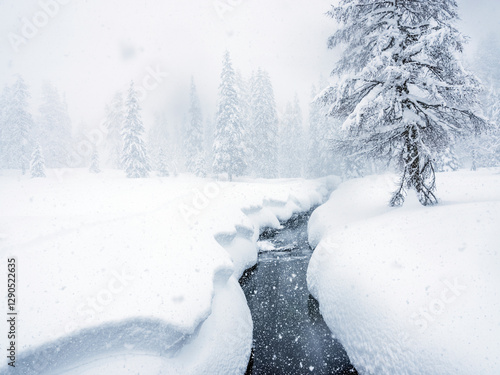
[
  {"x1": 307, "y1": 169, "x2": 500, "y2": 375},
  {"x1": 0, "y1": 169, "x2": 337, "y2": 374}
]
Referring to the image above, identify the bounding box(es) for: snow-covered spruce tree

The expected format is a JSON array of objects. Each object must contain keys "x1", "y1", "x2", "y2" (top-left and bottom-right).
[
  {"x1": 212, "y1": 51, "x2": 246, "y2": 181},
  {"x1": 279, "y1": 95, "x2": 304, "y2": 178},
  {"x1": 473, "y1": 33, "x2": 500, "y2": 91},
  {"x1": 435, "y1": 146, "x2": 460, "y2": 172},
  {"x1": 104, "y1": 92, "x2": 125, "y2": 169},
  {"x1": 477, "y1": 89, "x2": 500, "y2": 167},
  {"x1": 157, "y1": 147, "x2": 169, "y2": 177},
  {"x1": 465, "y1": 90, "x2": 500, "y2": 170},
  {"x1": 30, "y1": 143, "x2": 46, "y2": 178},
  {"x1": 3, "y1": 77, "x2": 34, "y2": 173},
  {"x1": 121, "y1": 81, "x2": 150, "y2": 178},
  {"x1": 235, "y1": 71, "x2": 253, "y2": 174},
  {"x1": 250, "y1": 68, "x2": 279, "y2": 178},
  {"x1": 308, "y1": 84, "x2": 343, "y2": 178},
  {"x1": 453, "y1": 36, "x2": 500, "y2": 170},
  {"x1": 148, "y1": 113, "x2": 171, "y2": 175},
  {"x1": 89, "y1": 149, "x2": 101, "y2": 174},
  {"x1": 37, "y1": 83, "x2": 72, "y2": 168},
  {"x1": 307, "y1": 85, "x2": 324, "y2": 178},
  {"x1": 323, "y1": 0, "x2": 487, "y2": 206},
  {"x1": 166, "y1": 116, "x2": 184, "y2": 177},
  {"x1": 467, "y1": 37, "x2": 500, "y2": 168},
  {"x1": 204, "y1": 115, "x2": 215, "y2": 175},
  {"x1": 185, "y1": 77, "x2": 205, "y2": 176}
]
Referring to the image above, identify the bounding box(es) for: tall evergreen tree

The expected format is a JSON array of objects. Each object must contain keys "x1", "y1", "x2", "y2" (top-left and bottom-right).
[
  {"x1": 89, "y1": 149, "x2": 101, "y2": 174},
  {"x1": 307, "y1": 84, "x2": 342, "y2": 178},
  {"x1": 235, "y1": 71, "x2": 253, "y2": 173},
  {"x1": 30, "y1": 143, "x2": 46, "y2": 178},
  {"x1": 212, "y1": 51, "x2": 246, "y2": 181},
  {"x1": 309, "y1": 80, "x2": 356, "y2": 179},
  {"x1": 185, "y1": 77, "x2": 205, "y2": 176},
  {"x1": 122, "y1": 81, "x2": 150, "y2": 178},
  {"x1": 279, "y1": 95, "x2": 304, "y2": 178},
  {"x1": 204, "y1": 115, "x2": 215, "y2": 175},
  {"x1": 473, "y1": 33, "x2": 500, "y2": 90},
  {"x1": 250, "y1": 68, "x2": 279, "y2": 178},
  {"x1": 323, "y1": 0, "x2": 487, "y2": 206},
  {"x1": 477, "y1": 89, "x2": 500, "y2": 167},
  {"x1": 465, "y1": 37, "x2": 500, "y2": 169},
  {"x1": 37, "y1": 83, "x2": 72, "y2": 168},
  {"x1": 104, "y1": 92, "x2": 125, "y2": 169},
  {"x1": 307, "y1": 85, "x2": 323, "y2": 178},
  {"x1": 2, "y1": 77, "x2": 34, "y2": 173},
  {"x1": 157, "y1": 147, "x2": 170, "y2": 177},
  {"x1": 148, "y1": 113, "x2": 171, "y2": 176}
]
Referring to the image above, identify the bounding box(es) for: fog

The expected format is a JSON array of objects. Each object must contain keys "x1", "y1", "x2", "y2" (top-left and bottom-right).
[{"x1": 0, "y1": 0, "x2": 498, "y2": 131}]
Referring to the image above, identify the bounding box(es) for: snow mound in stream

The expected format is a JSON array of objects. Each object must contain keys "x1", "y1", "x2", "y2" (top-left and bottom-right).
[{"x1": 307, "y1": 169, "x2": 500, "y2": 375}]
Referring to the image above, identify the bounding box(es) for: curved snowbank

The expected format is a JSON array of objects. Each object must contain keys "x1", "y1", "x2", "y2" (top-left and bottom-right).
[
  {"x1": 307, "y1": 170, "x2": 500, "y2": 375},
  {"x1": 0, "y1": 170, "x2": 338, "y2": 374}
]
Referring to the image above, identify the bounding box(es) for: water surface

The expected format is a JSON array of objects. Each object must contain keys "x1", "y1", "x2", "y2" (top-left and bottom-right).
[{"x1": 240, "y1": 211, "x2": 357, "y2": 375}]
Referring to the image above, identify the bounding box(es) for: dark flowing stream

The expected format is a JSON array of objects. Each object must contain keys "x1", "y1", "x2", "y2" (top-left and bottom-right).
[{"x1": 240, "y1": 210, "x2": 358, "y2": 375}]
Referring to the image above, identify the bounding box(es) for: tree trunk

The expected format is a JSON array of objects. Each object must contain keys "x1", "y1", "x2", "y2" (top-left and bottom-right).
[
  {"x1": 407, "y1": 128, "x2": 422, "y2": 194},
  {"x1": 471, "y1": 144, "x2": 477, "y2": 171},
  {"x1": 391, "y1": 126, "x2": 438, "y2": 207}
]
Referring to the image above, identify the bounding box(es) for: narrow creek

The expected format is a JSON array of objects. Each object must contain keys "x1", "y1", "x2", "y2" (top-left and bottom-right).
[{"x1": 239, "y1": 209, "x2": 358, "y2": 375}]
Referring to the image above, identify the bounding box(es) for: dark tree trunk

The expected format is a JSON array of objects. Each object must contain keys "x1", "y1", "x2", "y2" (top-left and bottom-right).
[
  {"x1": 470, "y1": 135, "x2": 478, "y2": 171},
  {"x1": 390, "y1": 126, "x2": 438, "y2": 207},
  {"x1": 407, "y1": 127, "x2": 422, "y2": 194}
]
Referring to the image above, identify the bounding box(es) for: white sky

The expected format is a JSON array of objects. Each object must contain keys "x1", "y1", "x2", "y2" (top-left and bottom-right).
[{"x1": 0, "y1": 0, "x2": 498, "y2": 132}]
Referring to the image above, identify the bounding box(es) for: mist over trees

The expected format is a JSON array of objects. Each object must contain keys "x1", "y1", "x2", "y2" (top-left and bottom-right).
[
  {"x1": 307, "y1": 83, "x2": 341, "y2": 179},
  {"x1": 103, "y1": 92, "x2": 125, "y2": 169},
  {"x1": 279, "y1": 96, "x2": 305, "y2": 178},
  {"x1": 185, "y1": 78, "x2": 205, "y2": 177},
  {"x1": 465, "y1": 34, "x2": 500, "y2": 169},
  {"x1": 0, "y1": 78, "x2": 72, "y2": 173},
  {"x1": 38, "y1": 83, "x2": 72, "y2": 168},
  {"x1": 0, "y1": 76, "x2": 33, "y2": 173},
  {"x1": 148, "y1": 113, "x2": 170, "y2": 176},
  {"x1": 1, "y1": 0, "x2": 499, "y2": 186}
]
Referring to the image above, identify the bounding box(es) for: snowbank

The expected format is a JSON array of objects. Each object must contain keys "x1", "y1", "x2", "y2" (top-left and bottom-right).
[
  {"x1": 307, "y1": 169, "x2": 500, "y2": 375},
  {"x1": 0, "y1": 169, "x2": 337, "y2": 374}
]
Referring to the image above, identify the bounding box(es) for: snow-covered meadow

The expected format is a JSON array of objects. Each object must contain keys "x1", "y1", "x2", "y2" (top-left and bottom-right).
[
  {"x1": 2, "y1": 166, "x2": 499, "y2": 374},
  {"x1": 0, "y1": 169, "x2": 336, "y2": 374},
  {"x1": 308, "y1": 169, "x2": 500, "y2": 375}
]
